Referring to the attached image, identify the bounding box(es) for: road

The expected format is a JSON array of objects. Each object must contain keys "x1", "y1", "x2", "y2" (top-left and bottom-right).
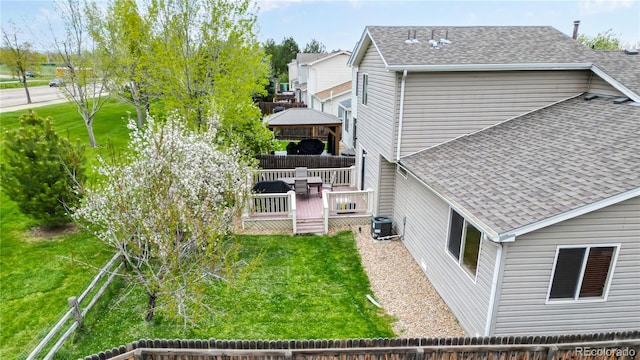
[{"x1": 0, "y1": 85, "x2": 69, "y2": 113}]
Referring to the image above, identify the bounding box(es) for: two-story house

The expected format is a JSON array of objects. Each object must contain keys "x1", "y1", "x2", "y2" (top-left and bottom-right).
[
  {"x1": 288, "y1": 51, "x2": 352, "y2": 117},
  {"x1": 347, "y1": 26, "x2": 640, "y2": 337}
]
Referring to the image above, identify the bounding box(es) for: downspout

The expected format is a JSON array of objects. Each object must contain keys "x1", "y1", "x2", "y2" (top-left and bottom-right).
[
  {"x1": 396, "y1": 69, "x2": 408, "y2": 161},
  {"x1": 484, "y1": 241, "x2": 504, "y2": 336}
]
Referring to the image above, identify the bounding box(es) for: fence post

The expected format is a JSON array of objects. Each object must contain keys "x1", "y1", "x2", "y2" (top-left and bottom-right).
[
  {"x1": 289, "y1": 190, "x2": 297, "y2": 234},
  {"x1": 366, "y1": 188, "x2": 374, "y2": 215},
  {"x1": 322, "y1": 190, "x2": 329, "y2": 234},
  {"x1": 349, "y1": 166, "x2": 356, "y2": 187},
  {"x1": 68, "y1": 297, "x2": 83, "y2": 327}
]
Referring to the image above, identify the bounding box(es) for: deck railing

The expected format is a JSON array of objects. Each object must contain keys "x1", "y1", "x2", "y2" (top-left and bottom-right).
[
  {"x1": 248, "y1": 193, "x2": 291, "y2": 216},
  {"x1": 256, "y1": 166, "x2": 355, "y2": 186},
  {"x1": 324, "y1": 188, "x2": 374, "y2": 216}
]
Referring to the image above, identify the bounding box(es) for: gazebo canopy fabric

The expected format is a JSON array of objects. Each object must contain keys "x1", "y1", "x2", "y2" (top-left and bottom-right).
[
  {"x1": 264, "y1": 108, "x2": 343, "y2": 155},
  {"x1": 263, "y1": 108, "x2": 342, "y2": 126}
]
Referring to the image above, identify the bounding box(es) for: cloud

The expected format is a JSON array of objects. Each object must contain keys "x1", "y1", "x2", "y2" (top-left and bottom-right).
[{"x1": 580, "y1": 0, "x2": 635, "y2": 15}]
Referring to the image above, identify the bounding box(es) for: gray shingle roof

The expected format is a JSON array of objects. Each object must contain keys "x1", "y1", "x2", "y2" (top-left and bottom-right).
[
  {"x1": 264, "y1": 108, "x2": 341, "y2": 126},
  {"x1": 365, "y1": 26, "x2": 596, "y2": 67},
  {"x1": 400, "y1": 95, "x2": 640, "y2": 238},
  {"x1": 593, "y1": 50, "x2": 640, "y2": 97},
  {"x1": 296, "y1": 53, "x2": 330, "y2": 64}
]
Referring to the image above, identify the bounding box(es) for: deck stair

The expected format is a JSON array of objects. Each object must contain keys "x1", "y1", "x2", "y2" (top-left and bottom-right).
[{"x1": 295, "y1": 217, "x2": 325, "y2": 234}]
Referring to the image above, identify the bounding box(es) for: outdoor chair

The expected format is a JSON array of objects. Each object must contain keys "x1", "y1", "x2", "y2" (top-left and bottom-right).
[
  {"x1": 295, "y1": 167, "x2": 308, "y2": 178},
  {"x1": 294, "y1": 178, "x2": 309, "y2": 197},
  {"x1": 322, "y1": 171, "x2": 336, "y2": 194}
]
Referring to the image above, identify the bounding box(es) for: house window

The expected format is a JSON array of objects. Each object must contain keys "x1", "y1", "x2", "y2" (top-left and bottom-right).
[
  {"x1": 447, "y1": 210, "x2": 482, "y2": 277},
  {"x1": 548, "y1": 245, "x2": 617, "y2": 301},
  {"x1": 362, "y1": 73, "x2": 368, "y2": 105}
]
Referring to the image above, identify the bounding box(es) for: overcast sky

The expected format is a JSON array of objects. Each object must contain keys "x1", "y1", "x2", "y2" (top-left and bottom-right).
[{"x1": 2, "y1": 0, "x2": 639, "y2": 52}]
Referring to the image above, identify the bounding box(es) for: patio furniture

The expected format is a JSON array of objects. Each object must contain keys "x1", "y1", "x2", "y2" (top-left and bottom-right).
[
  {"x1": 294, "y1": 178, "x2": 309, "y2": 197},
  {"x1": 298, "y1": 139, "x2": 325, "y2": 155},
  {"x1": 295, "y1": 166, "x2": 308, "y2": 177},
  {"x1": 252, "y1": 180, "x2": 292, "y2": 194},
  {"x1": 278, "y1": 176, "x2": 323, "y2": 193},
  {"x1": 322, "y1": 171, "x2": 337, "y2": 193}
]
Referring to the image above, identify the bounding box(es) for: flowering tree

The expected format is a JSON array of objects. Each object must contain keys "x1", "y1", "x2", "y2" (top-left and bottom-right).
[{"x1": 73, "y1": 114, "x2": 254, "y2": 324}]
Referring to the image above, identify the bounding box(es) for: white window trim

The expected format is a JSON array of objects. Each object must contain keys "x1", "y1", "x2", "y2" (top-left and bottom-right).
[
  {"x1": 445, "y1": 209, "x2": 482, "y2": 283},
  {"x1": 361, "y1": 73, "x2": 369, "y2": 106},
  {"x1": 545, "y1": 243, "x2": 620, "y2": 304}
]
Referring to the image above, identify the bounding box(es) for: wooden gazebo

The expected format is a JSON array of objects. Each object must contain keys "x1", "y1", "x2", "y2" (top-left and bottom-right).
[{"x1": 263, "y1": 108, "x2": 343, "y2": 155}]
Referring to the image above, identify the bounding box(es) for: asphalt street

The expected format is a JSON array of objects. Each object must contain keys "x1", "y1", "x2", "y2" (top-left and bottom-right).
[{"x1": 0, "y1": 85, "x2": 69, "y2": 113}]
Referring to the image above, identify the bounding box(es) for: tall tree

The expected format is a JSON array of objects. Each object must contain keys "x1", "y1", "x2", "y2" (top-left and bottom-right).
[
  {"x1": 1, "y1": 21, "x2": 36, "y2": 104},
  {"x1": 146, "y1": 0, "x2": 272, "y2": 152},
  {"x1": 303, "y1": 38, "x2": 326, "y2": 53},
  {"x1": 577, "y1": 29, "x2": 621, "y2": 50},
  {"x1": 275, "y1": 37, "x2": 299, "y2": 77},
  {"x1": 49, "y1": 0, "x2": 112, "y2": 147},
  {"x1": 73, "y1": 115, "x2": 253, "y2": 324},
  {"x1": 88, "y1": 0, "x2": 154, "y2": 127}
]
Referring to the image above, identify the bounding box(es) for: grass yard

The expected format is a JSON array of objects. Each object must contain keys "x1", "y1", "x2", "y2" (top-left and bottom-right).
[
  {"x1": 1, "y1": 101, "x2": 394, "y2": 359},
  {"x1": 0, "y1": 192, "x2": 113, "y2": 360},
  {"x1": 62, "y1": 232, "x2": 395, "y2": 358},
  {"x1": 0, "y1": 100, "x2": 134, "y2": 358},
  {"x1": 0, "y1": 99, "x2": 135, "y2": 169}
]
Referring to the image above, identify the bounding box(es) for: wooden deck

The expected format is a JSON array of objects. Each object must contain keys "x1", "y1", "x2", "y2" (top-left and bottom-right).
[{"x1": 296, "y1": 186, "x2": 353, "y2": 219}]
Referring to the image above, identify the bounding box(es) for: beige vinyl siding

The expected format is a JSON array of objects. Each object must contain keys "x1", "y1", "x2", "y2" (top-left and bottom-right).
[
  {"x1": 398, "y1": 70, "x2": 590, "y2": 156},
  {"x1": 311, "y1": 54, "x2": 351, "y2": 94},
  {"x1": 357, "y1": 44, "x2": 398, "y2": 161},
  {"x1": 376, "y1": 158, "x2": 396, "y2": 216},
  {"x1": 392, "y1": 173, "x2": 497, "y2": 336},
  {"x1": 587, "y1": 73, "x2": 625, "y2": 97},
  {"x1": 493, "y1": 196, "x2": 640, "y2": 336}
]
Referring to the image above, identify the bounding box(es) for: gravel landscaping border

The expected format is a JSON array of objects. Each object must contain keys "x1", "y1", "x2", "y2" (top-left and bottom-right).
[{"x1": 350, "y1": 226, "x2": 465, "y2": 338}]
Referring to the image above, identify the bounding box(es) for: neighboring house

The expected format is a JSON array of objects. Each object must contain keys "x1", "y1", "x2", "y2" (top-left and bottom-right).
[
  {"x1": 337, "y1": 99, "x2": 354, "y2": 150},
  {"x1": 288, "y1": 51, "x2": 352, "y2": 117},
  {"x1": 347, "y1": 25, "x2": 640, "y2": 336}
]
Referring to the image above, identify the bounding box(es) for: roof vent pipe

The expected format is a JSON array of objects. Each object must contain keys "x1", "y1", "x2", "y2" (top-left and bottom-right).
[
  {"x1": 572, "y1": 20, "x2": 580, "y2": 40},
  {"x1": 431, "y1": 29, "x2": 435, "y2": 40},
  {"x1": 405, "y1": 30, "x2": 412, "y2": 44}
]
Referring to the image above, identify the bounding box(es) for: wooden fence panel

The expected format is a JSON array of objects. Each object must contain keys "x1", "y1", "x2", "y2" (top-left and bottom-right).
[
  {"x1": 86, "y1": 332, "x2": 640, "y2": 360},
  {"x1": 256, "y1": 155, "x2": 355, "y2": 170}
]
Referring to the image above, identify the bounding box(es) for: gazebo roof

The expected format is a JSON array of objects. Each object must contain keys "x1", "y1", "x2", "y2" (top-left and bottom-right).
[{"x1": 264, "y1": 108, "x2": 342, "y2": 127}]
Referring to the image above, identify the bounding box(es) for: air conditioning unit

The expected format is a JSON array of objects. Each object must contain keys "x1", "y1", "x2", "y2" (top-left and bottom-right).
[{"x1": 371, "y1": 216, "x2": 392, "y2": 239}]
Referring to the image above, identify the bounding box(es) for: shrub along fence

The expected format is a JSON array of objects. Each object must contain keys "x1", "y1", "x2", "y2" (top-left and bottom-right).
[
  {"x1": 256, "y1": 155, "x2": 355, "y2": 169},
  {"x1": 86, "y1": 331, "x2": 639, "y2": 360}
]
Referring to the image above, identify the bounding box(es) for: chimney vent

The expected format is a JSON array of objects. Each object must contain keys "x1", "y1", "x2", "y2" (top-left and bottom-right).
[{"x1": 572, "y1": 20, "x2": 580, "y2": 40}]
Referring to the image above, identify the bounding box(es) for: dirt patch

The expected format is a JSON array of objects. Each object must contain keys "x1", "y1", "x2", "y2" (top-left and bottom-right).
[{"x1": 27, "y1": 223, "x2": 79, "y2": 241}]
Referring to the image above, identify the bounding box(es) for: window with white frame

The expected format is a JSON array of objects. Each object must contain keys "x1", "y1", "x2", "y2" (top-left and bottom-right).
[
  {"x1": 547, "y1": 245, "x2": 617, "y2": 301},
  {"x1": 362, "y1": 73, "x2": 368, "y2": 105},
  {"x1": 447, "y1": 210, "x2": 482, "y2": 277}
]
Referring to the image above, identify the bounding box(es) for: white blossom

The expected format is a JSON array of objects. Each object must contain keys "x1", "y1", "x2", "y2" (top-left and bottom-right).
[{"x1": 72, "y1": 113, "x2": 253, "y2": 324}]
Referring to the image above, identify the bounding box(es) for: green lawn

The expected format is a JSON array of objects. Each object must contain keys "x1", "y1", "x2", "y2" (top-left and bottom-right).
[
  {"x1": 1, "y1": 101, "x2": 395, "y2": 359},
  {"x1": 0, "y1": 98, "x2": 135, "y2": 169},
  {"x1": 0, "y1": 100, "x2": 135, "y2": 359},
  {"x1": 0, "y1": 192, "x2": 113, "y2": 360},
  {"x1": 63, "y1": 232, "x2": 395, "y2": 358},
  {"x1": 0, "y1": 81, "x2": 52, "y2": 89}
]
